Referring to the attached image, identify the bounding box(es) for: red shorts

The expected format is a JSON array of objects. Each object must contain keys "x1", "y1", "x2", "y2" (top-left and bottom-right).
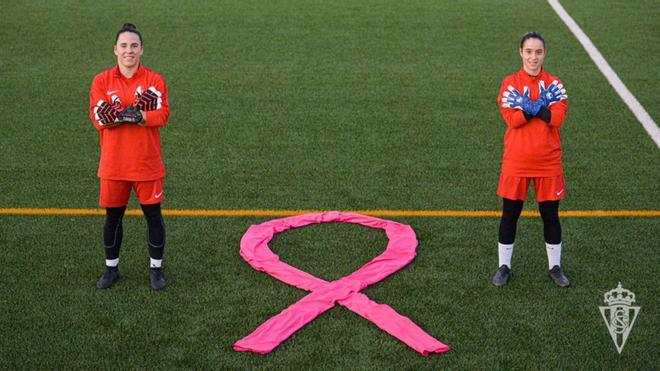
[
  {"x1": 497, "y1": 174, "x2": 565, "y2": 202},
  {"x1": 99, "y1": 178, "x2": 164, "y2": 207}
]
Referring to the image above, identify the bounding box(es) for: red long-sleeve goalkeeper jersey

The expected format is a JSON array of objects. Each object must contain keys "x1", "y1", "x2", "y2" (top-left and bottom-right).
[
  {"x1": 89, "y1": 64, "x2": 170, "y2": 181},
  {"x1": 498, "y1": 67, "x2": 568, "y2": 177}
]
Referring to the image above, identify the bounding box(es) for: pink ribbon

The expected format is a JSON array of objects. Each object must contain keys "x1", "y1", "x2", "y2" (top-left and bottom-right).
[{"x1": 233, "y1": 211, "x2": 450, "y2": 356}]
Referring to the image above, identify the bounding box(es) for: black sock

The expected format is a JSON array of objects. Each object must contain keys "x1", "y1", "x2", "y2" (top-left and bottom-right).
[
  {"x1": 103, "y1": 206, "x2": 126, "y2": 263},
  {"x1": 141, "y1": 203, "x2": 165, "y2": 261},
  {"x1": 499, "y1": 198, "x2": 524, "y2": 244},
  {"x1": 539, "y1": 200, "x2": 561, "y2": 244}
]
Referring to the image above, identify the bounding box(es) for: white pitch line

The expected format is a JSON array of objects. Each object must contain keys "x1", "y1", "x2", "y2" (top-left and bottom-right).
[{"x1": 548, "y1": 0, "x2": 660, "y2": 148}]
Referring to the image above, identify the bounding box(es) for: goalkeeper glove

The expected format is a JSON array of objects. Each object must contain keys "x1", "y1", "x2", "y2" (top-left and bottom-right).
[
  {"x1": 135, "y1": 86, "x2": 162, "y2": 111},
  {"x1": 116, "y1": 105, "x2": 143, "y2": 124},
  {"x1": 538, "y1": 80, "x2": 567, "y2": 107},
  {"x1": 94, "y1": 100, "x2": 120, "y2": 126},
  {"x1": 501, "y1": 85, "x2": 543, "y2": 116}
]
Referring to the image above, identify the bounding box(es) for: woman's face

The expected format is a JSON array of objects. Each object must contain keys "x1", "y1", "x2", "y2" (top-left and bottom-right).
[
  {"x1": 114, "y1": 32, "x2": 143, "y2": 70},
  {"x1": 519, "y1": 38, "x2": 545, "y2": 75}
]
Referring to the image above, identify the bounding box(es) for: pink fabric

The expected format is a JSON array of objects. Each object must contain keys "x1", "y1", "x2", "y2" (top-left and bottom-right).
[{"x1": 233, "y1": 211, "x2": 450, "y2": 356}]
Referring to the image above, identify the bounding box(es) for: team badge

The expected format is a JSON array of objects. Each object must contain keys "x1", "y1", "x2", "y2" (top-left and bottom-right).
[{"x1": 599, "y1": 282, "x2": 640, "y2": 354}]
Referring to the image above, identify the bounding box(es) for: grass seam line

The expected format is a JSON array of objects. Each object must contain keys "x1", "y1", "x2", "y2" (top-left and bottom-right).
[{"x1": 1, "y1": 208, "x2": 659, "y2": 218}]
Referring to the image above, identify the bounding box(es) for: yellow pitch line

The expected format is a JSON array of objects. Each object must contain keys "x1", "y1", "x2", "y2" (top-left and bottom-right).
[{"x1": 1, "y1": 208, "x2": 659, "y2": 218}]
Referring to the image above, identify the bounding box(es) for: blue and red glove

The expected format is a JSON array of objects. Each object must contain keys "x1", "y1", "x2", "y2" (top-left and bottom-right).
[
  {"x1": 538, "y1": 80, "x2": 567, "y2": 107},
  {"x1": 501, "y1": 85, "x2": 543, "y2": 116}
]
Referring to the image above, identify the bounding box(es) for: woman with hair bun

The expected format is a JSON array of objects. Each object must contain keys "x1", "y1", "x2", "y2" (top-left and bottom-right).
[
  {"x1": 492, "y1": 32, "x2": 570, "y2": 288},
  {"x1": 89, "y1": 23, "x2": 170, "y2": 290}
]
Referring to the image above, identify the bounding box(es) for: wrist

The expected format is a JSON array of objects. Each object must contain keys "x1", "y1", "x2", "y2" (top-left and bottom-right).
[{"x1": 536, "y1": 106, "x2": 551, "y2": 123}]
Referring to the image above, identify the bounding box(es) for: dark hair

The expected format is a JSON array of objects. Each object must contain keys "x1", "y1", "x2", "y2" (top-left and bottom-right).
[
  {"x1": 520, "y1": 32, "x2": 545, "y2": 49},
  {"x1": 115, "y1": 23, "x2": 143, "y2": 45}
]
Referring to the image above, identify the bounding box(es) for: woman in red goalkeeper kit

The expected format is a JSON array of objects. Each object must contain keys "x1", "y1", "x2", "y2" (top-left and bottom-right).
[
  {"x1": 492, "y1": 32, "x2": 570, "y2": 288},
  {"x1": 89, "y1": 23, "x2": 170, "y2": 290}
]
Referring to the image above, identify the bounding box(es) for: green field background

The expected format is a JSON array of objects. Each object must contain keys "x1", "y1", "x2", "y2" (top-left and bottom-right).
[
  {"x1": 0, "y1": 0, "x2": 658, "y2": 369},
  {"x1": 1, "y1": 0, "x2": 658, "y2": 211}
]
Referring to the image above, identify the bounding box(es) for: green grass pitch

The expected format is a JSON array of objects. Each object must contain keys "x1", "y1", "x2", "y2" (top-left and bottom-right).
[{"x1": 0, "y1": 0, "x2": 658, "y2": 369}]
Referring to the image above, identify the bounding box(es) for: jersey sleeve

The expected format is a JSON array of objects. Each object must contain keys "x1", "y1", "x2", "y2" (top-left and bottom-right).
[
  {"x1": 142, "y1": 74, "x2": 170, "y2": 128},
  {"x1": 498, "y1": 79, "x2": 529, "y2": 129},
  {"x1": 89, "y1": 74, "x2": 113, "y2": 131},
  {"x1": 547, "y1": 78, "x2": 568, "y2": 128}
]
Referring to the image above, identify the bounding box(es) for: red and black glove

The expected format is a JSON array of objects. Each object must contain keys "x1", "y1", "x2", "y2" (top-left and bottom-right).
[
  {"x1": 135, "y1": 87, "x2": 162, "y2": 111},
  {"x1": 94, "y1": 100, "x2": 120, "y2": 126},
  {"x1": 116, "y1": 105, "x2": 143, "y2": 124}
]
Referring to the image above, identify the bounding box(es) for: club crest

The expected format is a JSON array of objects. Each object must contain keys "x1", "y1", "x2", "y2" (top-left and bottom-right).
[{"x1": 599, "y1": 283, "x2": 640, "y2": 354}]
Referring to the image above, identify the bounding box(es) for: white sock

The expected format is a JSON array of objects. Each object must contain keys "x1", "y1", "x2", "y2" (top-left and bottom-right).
[
  {"x1": 498, "y1": 242, "x2": 514, "y2": 268},
  {"x1": 546, "y1": 242, "x2": 562, "y2": 269},
  {"x1": 106, "y1": 258, "x2": 119, "y2": 267},
  {"x1": 150, "y1": 258, "x2": 162, "y2": 269}
]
